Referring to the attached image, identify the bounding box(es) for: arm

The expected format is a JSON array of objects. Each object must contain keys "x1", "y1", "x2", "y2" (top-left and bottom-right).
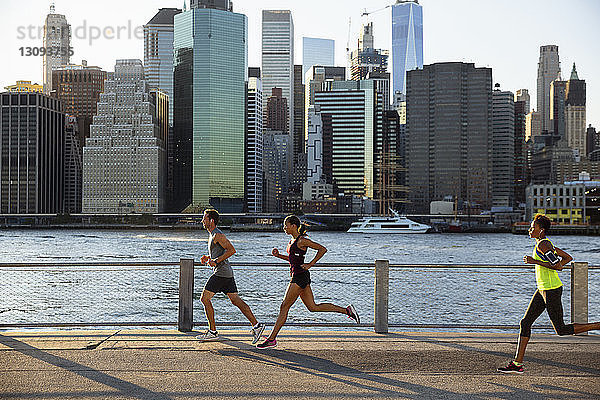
[
  {"x1": 271, "y1": 248, "x2": 289, "y2": 261},
  {"x1": 208, "y1": 233, "x2": 236, "y2": 267},
  {"x1": 298, "y1": 237, "x2": 327, "y2": 270},
  {"x1": 524, "y1": 242, "x2": 571, "y2": 271}
]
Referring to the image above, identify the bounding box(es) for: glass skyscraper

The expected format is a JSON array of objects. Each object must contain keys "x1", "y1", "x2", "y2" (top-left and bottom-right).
[
  {"x1": 302, "y1": 37, "x2": 335, "y2": 83},
  {"x1": 173, "y1": 2, "x2": 247, "y2": 212},
  {"x1": 391, "y1": 0, "x2": 423, "y2": 97}
]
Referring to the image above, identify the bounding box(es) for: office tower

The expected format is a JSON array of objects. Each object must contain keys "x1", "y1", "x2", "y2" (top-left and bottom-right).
[
  {"x1": 406, "y1": 62, "x2": 492, "y2": 213},
  {"x1": 43, "y1": 4, "x2": 71, "y2": 94},
  {"x1": 82, "y1": 60, "x2": 165, "y2": 214},
  {"x1": 266, "y1": 88, "x2": 288, "y2": 132},
  {"x1": 302, "y1": 38, "x2": 335, "y2": 84},
  {"x1": 52, "y1": 61, "x2": 107, "y2": 148},
  {"x1": 514, "y1": 100, "x2": 527, "y2": 205},
  {"x1": 537, "y1": 45, "x2": 560, "y2": 133},
  {"x1": 4, "y1": 81, "x2": 43, "y2": 93},
  {"x1": 304, "y1": 66, "x2": 346, "y2": 136},
  {"x1": 367, "y1": 71, "x2": 391, "y2": 111},
  {"x1": 306, "y1": 105, "x2": 323, "y2": 184},
  {"x1": 263, "y1": 130, "x2": 291, "y2": 212},
  {"x1": 350, "y1": 23, "x2": 389, "y2": 82},
  {"x1": 191, "y1": 0, "x2": 232, "y2": 10},
  {"x1": 249, "y1": 67, "x2": 261, "y2": 79},
  {"x1": 246, "y1": 76, "x2": 264, "y2": 213},
  {"x1": 565, "y1": 63, "x2": 586, "y2": 156},
  {"x1": 144, "y1": 8, "x2": 182, "y2": 128},
  {"x1": 525, "y1": 110, "x2": 541, "y2": 142},
  {"x1": 64, "y1": 115, "x2": 82, "y2": 213},
  {"x1": 292, "y1": 64, "x2": 307, "y2": 192},
  {"x1": 0, "y1": 92, "x2": 65, "y2": 213},
  {"x1": 262, "y1": 10, "x2": 294, "y2": 138},
  {"x1": 314, "y1": 80, "x2": 383, "y2": 197},
  {"x1": 391, "y1": 0, "x2": 423, "y2": 98},
  {"x1": 550, "y1": 79, "x2": 566, "y2": 139},
  {"x1": 173, "y1": 2, "x2": 247, "y2": 212},
  {"x1": 515, "y1": 89, "x2": 530, "y2": 114},
  {"x1": 492, "y1": 86, "x2": 515, "y2": 208}
]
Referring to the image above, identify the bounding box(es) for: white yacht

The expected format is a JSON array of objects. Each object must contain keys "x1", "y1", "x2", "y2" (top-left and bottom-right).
[{"x1": 347, "y1": 210, "x2": 431, "y2": 234}]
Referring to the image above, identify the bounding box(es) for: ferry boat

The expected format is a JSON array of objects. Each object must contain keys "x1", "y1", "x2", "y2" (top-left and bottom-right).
[{"x1": 347, "y1": 210, "x2": 431, "y2": 234}]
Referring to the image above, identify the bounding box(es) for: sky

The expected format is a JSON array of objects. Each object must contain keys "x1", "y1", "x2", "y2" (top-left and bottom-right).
[{"x1": 1, "y1": 0, "x2": 599, "y2": 127}]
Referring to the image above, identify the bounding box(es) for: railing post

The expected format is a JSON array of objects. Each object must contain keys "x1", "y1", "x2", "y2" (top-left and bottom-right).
[
  {"x1": 571, "y1": 262, "x2": 588, "y2": 333},
  {"x1": 374, "y1": 259, "x2": 389, "y2": 334},
  {"x1": 178, "y1": 258, "x2": 194, "y2": 332}
]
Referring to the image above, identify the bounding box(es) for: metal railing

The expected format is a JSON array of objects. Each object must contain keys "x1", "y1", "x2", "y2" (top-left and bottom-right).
[{"x1": 0, "y1": 260, "x2": 595, "y2": 333}]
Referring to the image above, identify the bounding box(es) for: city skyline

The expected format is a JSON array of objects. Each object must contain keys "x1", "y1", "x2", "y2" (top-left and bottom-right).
[{"x1": 1, "y1": 0, "x2": 599, "y2": 127}]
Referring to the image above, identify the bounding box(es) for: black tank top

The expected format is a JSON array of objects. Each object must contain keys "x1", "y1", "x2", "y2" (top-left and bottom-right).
[{"x1": 287, "y1": 235, "x2": 307, "y2": 275}]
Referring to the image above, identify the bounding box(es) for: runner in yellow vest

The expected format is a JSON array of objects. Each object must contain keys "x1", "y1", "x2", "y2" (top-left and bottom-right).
[{"x1": 498, "y1": 214, "x2": 600, "y2": 374}]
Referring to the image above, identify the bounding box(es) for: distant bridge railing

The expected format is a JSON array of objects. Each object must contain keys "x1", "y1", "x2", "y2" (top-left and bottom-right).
[{"x1": 0, "y1": 260, "x2": 595, "y2": 333}]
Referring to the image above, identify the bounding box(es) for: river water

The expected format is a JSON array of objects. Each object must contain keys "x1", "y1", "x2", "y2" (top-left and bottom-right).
[{"x1": 1, "y1": 229, "x2": 599, "y2": 332}]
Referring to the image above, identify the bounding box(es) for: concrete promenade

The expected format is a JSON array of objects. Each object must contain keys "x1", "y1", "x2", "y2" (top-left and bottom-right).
[{"x1": 1, "y1": 329, "x2": 599, "y2": 399}]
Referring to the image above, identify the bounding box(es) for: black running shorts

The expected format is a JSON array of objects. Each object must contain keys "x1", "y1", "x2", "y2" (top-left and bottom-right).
[
  {"x1": 291, "y1": 270, "x2": 311, "y2": 289},
  {"x1": 204, "y1": 275, "x2": 238, "y2": 294}
]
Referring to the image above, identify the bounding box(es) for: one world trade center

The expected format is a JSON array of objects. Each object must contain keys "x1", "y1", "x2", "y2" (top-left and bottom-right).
[{"x1": 391, "y1": 0, "x2": 423, "y2": 99}]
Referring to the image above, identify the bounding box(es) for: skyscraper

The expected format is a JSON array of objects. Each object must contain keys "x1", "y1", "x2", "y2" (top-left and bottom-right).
[
  {"x1": 304, "y1": 66, "x2": 346, "y2": 138},
  {"x1": 0, "y1": 92, "x2": 65, "y2": 213},
  {"x1": 537, "y1": 45, "x2": 560, "y2": 133},
  {"x1": 51, "y1": 61, "x2": 107, "y2": 148},
  {"x1": 350, "y1": 23, "x2": 389, "y2": 82},
  {"x1": 246, "y1": 76, "x2": 264, "y2": 213},
  {"x1": 266, "y1": 88, "x2": 288, "y2": 132},
  {"x1": 515, "y1": 89, "x2": 530, "y2": 114},
  {"x1": 43, "y1": 4, "x2": 71, "y2": 94},
  {"x1": 492, "y1": 86, "x2": 515, "y2": 208},
  {"x1": 82, "y1": 60, "x2": 165, "y2": 214},
  {"x1": 550, "y1": 79, "x2": 566, "y2": 139},
  {"x1": 514, "y1": 100, "x2": 527, "y2": 205},
  {"x1": 391, "y1": 0, "x2": 423, "y2": 98},
  {"x1": 144, "y1": 8, "x2": 182, "y2": 128},
  {"x1": 406, "y1": 62, "x2": 492, "y2": 213},
  {"x1": 302, "y1": 38, "x2": 335, "y2": 83},
  {"x1": 173, "y1": 1, "x2": 247, "y2": 212},
  {"x1": 565, "y1": 63, "x2": 586, "y2": 156},
  {"x1": 262, "y1": 10, "x2": 294, "y2": 138}
]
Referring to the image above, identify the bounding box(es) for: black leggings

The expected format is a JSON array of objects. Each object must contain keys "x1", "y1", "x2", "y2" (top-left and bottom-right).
[{"x1": 519, "y1": 286, "x2": 575, "y2": 338}]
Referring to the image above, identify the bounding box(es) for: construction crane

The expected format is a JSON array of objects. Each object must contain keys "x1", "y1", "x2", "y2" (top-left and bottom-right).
[{"x1": 361, "y1": 4, "x2": 392, "y2": 18}]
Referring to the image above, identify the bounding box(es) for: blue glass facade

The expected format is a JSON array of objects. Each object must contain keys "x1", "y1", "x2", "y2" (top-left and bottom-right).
[
  {"x1": 391, "y1": 1, "x2": 423, "y2": 96},
  {"x1": 173, "y1": 8, "x2": 247, "y2": 212},
  {"x1": 302, "y1": 37, "x2": 335, "y2": 83}
]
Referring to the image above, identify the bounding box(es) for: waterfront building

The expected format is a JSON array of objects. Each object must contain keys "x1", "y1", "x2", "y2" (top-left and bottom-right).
[
  {"x1": 406, "y1": 62, "x2": 492, "y2": 213},
  {"x1": 565, "y1": 63, "x2": 586, "y2": 156},
  {"x1": 4, "y1": 81, "x2": 43, "y2": 93},
  {"x1": 492, "y1": 86, "x2": 515, "y2": 208},
  {"x1": 82, "y1": 60, "x2": 165, "y2": 214},
  {"x1": 537, "y1": 45, "x2": 560, "y2": 133},
  {"x1": 526, "y1": 183, "x2": 585, "y2": 224},
  {"x1": 173, "y1": 0, "x2": 247, "y2": 212},
  {"x1": 350, "y1": 23, "x2": 389, "y2": 84},
  {"x1": 51, "y1": 61, "x2": 107, "y2": 148},
  {"x1": 262, "y1": 10, "x2": 294, "y2": 138},
  {"x1": 0, "y1": 92, "x2": 65, "y2": 213},
  {"x1": 302, "y1": 38, "x2": 335, "y2": 84},
  {"x1": 314, "y1": 80, "x2": 383, "y2": 197},
  {"x1": 515, "y1": 89, "x2": 530, "y2": 114},
  {"x1": 391, "y1": 0, "x2": 423, "y2": 98},
  {"x1": 246, "y1": 76, "x2": 264, "y2": 213},
  {"x1": 43, "y1": 4, "x2": 71, "y2": 94}
]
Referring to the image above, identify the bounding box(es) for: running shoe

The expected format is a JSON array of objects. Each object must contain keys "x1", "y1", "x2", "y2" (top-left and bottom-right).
[
  {"x1": 346, "y1": 304, "x2": 360, "y2": 324},
  {"x1": 497, "y1": 361, "x2": 524, "y2": 374},
  {"x1": 196, "y1": 330, "x2": 219, "y2": 342},
  {"x1": 256, "y1": 337, "x2": 277, "y2": 349},
  {"x1": 250, "y1": 323, "x2": 266, "y2": 344}
]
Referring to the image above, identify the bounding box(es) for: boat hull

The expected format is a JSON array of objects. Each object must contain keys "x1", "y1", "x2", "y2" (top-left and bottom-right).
[{"x1": 347, "y1": 228, "x2": 429, "y2": 234}]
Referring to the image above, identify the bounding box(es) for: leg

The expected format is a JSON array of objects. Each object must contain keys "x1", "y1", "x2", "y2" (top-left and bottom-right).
[
  {"x1": 266, "y1": 283, "x2": 302, "y2": 341},
  {"x1": 200, "y1": 289, "x2": 217, "y2": 331},
  {"x1": 299, "y1": 285, "x2": 347, "y2": 314},
  {"x1": 227, "y1": 292, "x2": 258, "y2": 326},
  {"x1": 515, "y1": 290, "x2": 546, "y2": 363},
  {"x1": 544, "y1": 287, "x2": 600, "y2": 335}
]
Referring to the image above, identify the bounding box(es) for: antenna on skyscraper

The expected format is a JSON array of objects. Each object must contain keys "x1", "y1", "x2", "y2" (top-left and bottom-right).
[{"x1": 50, "y1": 1, "x2": 55, "y2": 13}]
